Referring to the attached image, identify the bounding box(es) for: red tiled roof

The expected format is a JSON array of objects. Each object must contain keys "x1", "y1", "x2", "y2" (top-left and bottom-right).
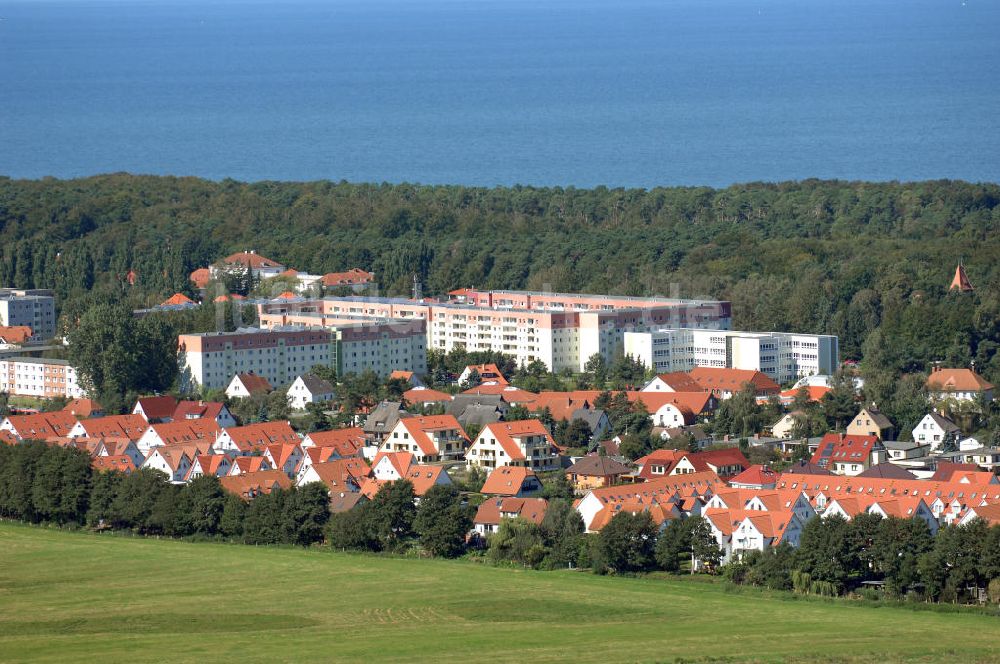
[
  {"x1": 135, "y1": 395, "x2": 178, "y2": 421},
  {"x1": 651, "y1": 372, "x2": 706, "y2": 392},
  {"x1": 397, "y1": 416, "x2": 468, "y2": 457},
  {"x1": 729, "y1": 464, "x2": 779, "y2": 487},
  {"x1": 461, "y1": 384, "x2": 537, "y2": 403},
  {"x1": 76, "y1": 414, "x2": 148, "y2": 441},
  {"x1": 172, "y1": 400, "x2": 227, "y2": 422},
  {"x1": 687, "y1": 367, "x2": 780, "y2": 395},
  {"x1": 481, "y1": 466, "x2": 538, "y2": 496},
  {"x1": 321, "y1": 268, "x2": 374, "y2": 287},
  {"x1": 63, "y1": 398, "x2": 102, "y2": 418},
  {"x1": 222, "y1": 251, "x2": 283, "y2": 269},
  {"x1": 480, "y1": 420, "x2": 554, "y2": 462},
  {"x1": 475, "y1": 497, "x2": 548, "y2": 526},
  {"x1": 190, "y1": 268, "x2": 211, "y2": 289},
  {"x1": 464, "y1": 364, "x2": 508, "y2": 385},
  {"x1": 779, "y1": 386, "x2": 832, "y2": 402},
  {"x1": 306, "y1": 458, "x2": 371, "y2": 491},
  {"x1": 305, "y1": 427, "x2": 366, "y2": 457},
  {"x1": 4, "y1": 411, "x2": 78, "y2": 440},
  {"x1": 927, "y1": 368, "x2": 993, "y2": 393},
  {"x1": 403, "y1": 387, "x2": 453, "y2": 404},
  {"x1": 160, "y1": 292, "x2": 195, "y2": 307},
  {"x1": 371, "y1": 451, "x2": 415, "y2": 478},
  {"x1": 146, "y1": 419, "x2": 220, "y2": 446},
  {"x1": 233, "y1": 373, "x2": 273, "y2": 394},
  {"x1": 222, "y1": 421, "x2": 298, "y2": 452},
  {"x1": 93, "y1": 455, "x2": 136, "y2": 473},
  {"x1": 0, "y1": 326, "x2": 33, "y2": 343},
  {"x1": 220, "y1": 470, "x2": 291, "y2": 500},
  {"x1": 810, "y1": 433, "x2": 879, "y2": 469}
]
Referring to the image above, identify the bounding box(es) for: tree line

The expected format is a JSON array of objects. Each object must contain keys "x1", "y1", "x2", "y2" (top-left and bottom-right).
[
  {"x1": 6, "y1": 440, "x2": 1000, "y2": 605},
  {"x1": 0, "y1": 442, "x2": 329, "y2": 545},
  {"x1": 2, "y1": 175, "x2": 998, "y2": 375},
  {"x1": 727, "y1": 513, "x2": 1000, "y2": 603}
]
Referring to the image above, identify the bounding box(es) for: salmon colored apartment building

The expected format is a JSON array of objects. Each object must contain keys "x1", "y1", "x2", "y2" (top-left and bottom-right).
[
  {"x1": 0, "y1": 357, "x2": 86, "y2": 399},
  {"x1": 257, "y1": 289, "x2": 731, "y2": 372}
]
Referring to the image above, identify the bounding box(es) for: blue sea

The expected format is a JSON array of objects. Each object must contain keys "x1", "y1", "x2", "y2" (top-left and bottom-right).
[{"x1": 1, "y1": 0, "x2": 998, "y2": 188}]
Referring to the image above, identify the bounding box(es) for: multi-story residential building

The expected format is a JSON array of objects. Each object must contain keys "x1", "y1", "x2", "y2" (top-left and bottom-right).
[
  {"x1": 0, "y1": 357, "x2": 85, "y2": 399},
  {"x1": 624, "y1": 328, "x2": 839, "y2": 384},
  {"x1": 258, "y1": 289, "x2": 731, "y2": 372},
  {"x1": 0, "y1": 289, "x2": 57, "y2": 341},
  {"x1": 178, "y1": 319, "x2": 426, "y2": 390},
  {"x1": 466, "y1": 420, "x2": 561, "y2": 471},
  {"x1": 378, "y1": 415, "x2": 469, "y2": 463}
]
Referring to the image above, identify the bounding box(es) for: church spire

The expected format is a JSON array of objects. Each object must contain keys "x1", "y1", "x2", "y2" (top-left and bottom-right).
[{"x1": 950, "y1": 263, "x2": 973, "y2": 292}]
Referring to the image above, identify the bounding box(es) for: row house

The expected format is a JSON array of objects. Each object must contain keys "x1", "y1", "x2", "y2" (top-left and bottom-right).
[
  {"x1": 473, "y1": 497, "x2": 548, "y2": 537},
  {"x1": 214, "y1": 421, "x2": 300, "y2": 456},
  {"x1": 574, "y1": 471, "x2": 723, "y2": 532}
]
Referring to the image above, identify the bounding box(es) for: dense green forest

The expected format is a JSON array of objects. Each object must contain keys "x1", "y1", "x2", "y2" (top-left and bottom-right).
[{"x1": 1, "y1": 175, "x2": 999, "y2": 382}]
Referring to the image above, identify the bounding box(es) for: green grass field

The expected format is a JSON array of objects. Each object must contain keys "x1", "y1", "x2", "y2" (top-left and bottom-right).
[{"x1": 1, "y1": 523, "x2": 998, "y2": 663}]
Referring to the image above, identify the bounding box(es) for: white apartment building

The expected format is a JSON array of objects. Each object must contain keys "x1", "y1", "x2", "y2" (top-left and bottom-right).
[
  {"x1": 0, "y1": 357, "x2": 86, "y2": 399},
  {"x1": 624, "y1": 328, "x2": 839, "y2": 384},
  {"x1": 258, "y1": 289, "x2": 731, "y2": 372},
  {"x1": 0, "y1": 289, "x2": 57, "y2": 341},
  {"x1": 178, "y1": 320, "x2": 426, "y2": 391}
]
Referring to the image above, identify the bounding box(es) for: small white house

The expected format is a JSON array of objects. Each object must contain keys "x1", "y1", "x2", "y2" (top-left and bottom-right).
[
  {"x1": 225, "y1": 373, "x2": 273, "y2": 400},
  {"x1": 141, "y1": 448, "x2": 191, "y2": 483},
  {"x1": 288, "y1": 374, "x2": 335, "y2": 411},
  {"x1": 912, "y1": 413, "x2": 961, "y2": 452},
  {"x1": 771, "y1": 411, "x2": 807, "y2": 439}
]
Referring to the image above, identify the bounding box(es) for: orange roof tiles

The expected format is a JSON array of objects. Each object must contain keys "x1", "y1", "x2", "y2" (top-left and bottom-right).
[
  {"x1": 475, "y1": 497, "x2": 548, "y2": 527},
  {"x1": 232, "y1": 373, "x2": 273, "y2": 394},
  {"x1": 93, "y1": 455, "x2": 136, "y2": 473},
  {"x1": 135, "y1": 395, "x2": 178, "y2": 421},
  {"x1": 222, "y1": 251, "x2": 283, "y2": 269},
  {"x1": 222, "y1": 421, "x2": 298, "y2": 452},
  {"x1": 189, "y1": 268, "x2": 211, "y2": 289},
  {"x1": 148, "y1": 419, "x2": 220, "y2": 445},
  {"x1": 464, "y1": 363, "x2": 508, "y2": 385},
  {"x1": 4, "y1": 411, "x2": 78, "y2": 440},
  {"x1": 63, "y1": 398, "x2": 102, "y2": 418},
  {"x1": 321, "y1": 268, "x2": 374, "y2": 287},
  {"x1": 220, "y1": 470, "x2": 291, "y2": 500},
  {"x1": 652, "y1": 372, "x2": 706, "y2": 392},
  {"x1": 461, "y1": 384, "x2": 537, "y2": 403},
  {"x1": 76, "y1": 414, "x2": 149, "y2": 441},
  {"x1": 927, "y1": 368, "x2": 993, "y2": 393},
  {"x1": 480, "y1": 419, "x2": 554, "y2": 461},
  {"x1": 403, "y1": 387, "x2": 453, "y2": 404},
  {"x1": 160, "y1": 292, "x2": 195, "y2": 307},
  {"x1": 397, "y1": 416, "x2": 468, "y2": 457},
  {"x1": 231, "y1": 456, "x2": 270, "y2": 475},
  {"x1": 0, "y1": 325, "x2": 33, "y2": 343},
  {"x1": 481, "y1": 466, "x2": 538, "y2": 496},
  {"x1": 305, "y1": 427, "x2": 366, "y2": 457},
  {"x1": 687, "y1": 367, "x2": 780, "y2": 395}
]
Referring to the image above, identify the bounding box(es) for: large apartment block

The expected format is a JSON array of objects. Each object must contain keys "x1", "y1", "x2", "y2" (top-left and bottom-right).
[
  {"x1": 258, "y1": 289, "x2": 731, "y2": 372},
  {"x1": 178, "y1": 320, "x2": 426, "y2": 390},
  {"x1": 0, "y1": 289, "x2": 57, "y2": 341},
  {"x1": 0, "y1": 357, "x2": 86, "y2": 399},
  {"x1": 624, "y1": 328, "x2": 839, "y2": 384}
]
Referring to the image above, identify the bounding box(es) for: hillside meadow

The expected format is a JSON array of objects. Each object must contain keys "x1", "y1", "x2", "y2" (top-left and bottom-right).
[{"x1": 0, "y1": 523, "x2": 998, "y2": 663}]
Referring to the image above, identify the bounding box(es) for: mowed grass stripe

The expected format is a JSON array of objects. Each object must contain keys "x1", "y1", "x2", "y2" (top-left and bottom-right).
[{"x1": 0, "y1": 524, "x2": 997, "y2": 663}]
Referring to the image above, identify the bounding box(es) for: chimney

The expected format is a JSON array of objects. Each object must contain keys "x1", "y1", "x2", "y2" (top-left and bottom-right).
[{"x1": 839, "y1": 433, "x2": 845, "y2": 442}]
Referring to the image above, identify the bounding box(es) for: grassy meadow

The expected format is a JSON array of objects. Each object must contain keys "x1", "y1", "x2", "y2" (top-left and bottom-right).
[{"x1": 0, "y1": 523, "x2": 998, "y2": 663}]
